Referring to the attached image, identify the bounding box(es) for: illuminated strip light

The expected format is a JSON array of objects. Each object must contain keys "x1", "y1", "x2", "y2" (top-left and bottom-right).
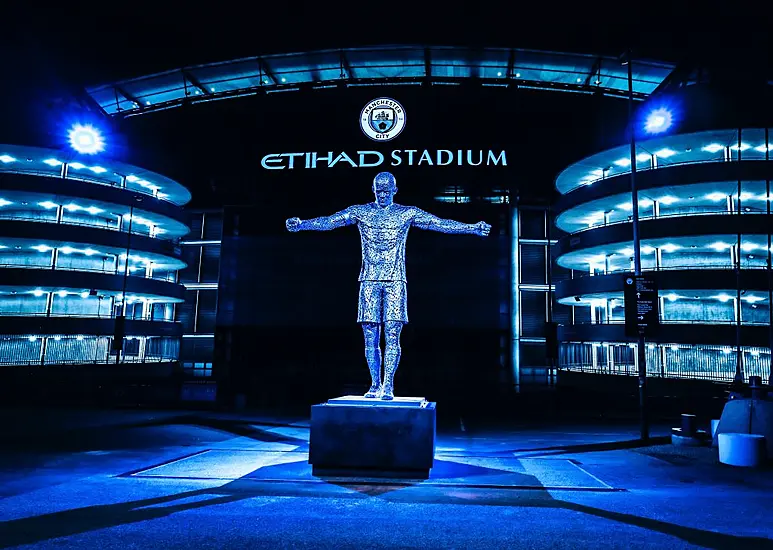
[
  {"x1": 180, "y1": 240, "x2": 221, "y2": 245},
  {"x1": 519, "y1": 284, "x2": 556, "y2": 291},
  {"x1": 265, "y1": 87, "x2": 301, "y2": 94},
  {"x1": 519, "y1": 239, "x2": 559, "y2": 245},
  {"x1": 182, "y1": 334, "x2": 215, "y2": 338},
  {"x1": 184, "y1": 283, "x2": 218, "y2": 290},
  {"x1": 521, "y1": 337, "x2": 547, "y2": 343}
]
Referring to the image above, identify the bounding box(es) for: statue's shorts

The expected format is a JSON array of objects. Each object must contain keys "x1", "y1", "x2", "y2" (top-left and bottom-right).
[{"x1": 357, "y1": 281, "x2": 408, "y2": 323}]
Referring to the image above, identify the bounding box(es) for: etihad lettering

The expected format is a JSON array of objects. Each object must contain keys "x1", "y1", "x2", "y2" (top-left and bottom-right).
[{"x1": 261, "y1": 149, "x2": 507, "y2": 169}]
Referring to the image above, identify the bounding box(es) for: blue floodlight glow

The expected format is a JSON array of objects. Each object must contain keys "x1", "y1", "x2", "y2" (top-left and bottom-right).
[
  {"x1": 68, "y1": 124, "x2": 105, "y2": 154},
  {"x1": 643, "y1": 107, "x2": 673, "y2": 134}
]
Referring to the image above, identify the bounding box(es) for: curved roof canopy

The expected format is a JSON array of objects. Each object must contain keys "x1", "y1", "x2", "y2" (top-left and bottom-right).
[{"x1": 86, "y1": 45, "x2": 675, "y2": 117}]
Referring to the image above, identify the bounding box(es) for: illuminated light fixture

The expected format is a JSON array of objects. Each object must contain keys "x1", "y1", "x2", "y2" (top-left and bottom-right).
[
  {"x1": 709, "y1": 241, "x2": 731, "y2": 251},
  {"x1": 125, "y1": 175, "x2": 140, "y2": 182},
  {"x1": 660, "y1": 243, "x2": 681, "y2": 253},
  {"x1": 280, "y1": 77, "x2": 286, "y2": 82},
  {"x1": 137, "y1": 179, "x2": 152, "y2": 187},
  {"x1": 714, "y1": 293, "x2": 733, "y2": 302},
  {"x1": 31, "y1": 244, "x2": 52, "y2": 252},
  {"x1": 670, "y1": 344, "x2": 679, "y2": 351},
  {"x1": 82, "y1": 248, "x2": 98, "y2": 256},
  {"x1": 636, "y1": 153, "x2": 651, "y2": 162},
  {"x1": 741, "y1": 242, "x2": 759, "y2": 252},
  {"x1": 38, "y1": 201, "x2": 58, "y2": 209},
  {"x1": 89, "y1": 166, "x2": 107, "y2": 174},
  {"x1": 722, "y1": 347, "x2": 732, "y2": 354},
  {"x1": 68, "y1": 162, "x2": 85, "y2": 169},
  {"x1": 496, "y1": 71, "x2": 502, "y2": 77},
  {"x1": 63, "y1": 203, "x2": 81, "y2": 211},
  {"x1": 618, "y1": 247, "x2": 634, "y2": 256},
  {"x1": 743, "y1": 295, "x2": 764, "y2": 303},
  {"x1": 210, "y1": 87, "x2": 216, "y2": 91},
  {"x1": 0, "y1": 198, "x2": 12, "y2": 207},
  {"x1": 617, "y1": 202, "x2": 633, "y2": 211},
  {"x1": 643, "y1": 107, "x2": 673, "y2": 134},
  {"x1": 664, "y1": 293, "x2": 679, "y2": 301},
  {"x1": 68, "y1": 123, "x2": 105, "y2": 155},
  {"x1": 754, "y1": 144, "x2": 770, "y2": 153},
  {"x1": 0, "y1": 154, "x2": 16, "y2": 163},
  {"x1": 639, "y1": 198, "x2": 654, "y2": 207},
  {"x1": 751, "y1": 349, "x2": 760, "y2": 356},
  {"x1": 80, "y1": 291, "x2": 89, "y2": 298},
  {"x1": 702, "y1": 143, "x2": 724, "y2": 153},
  {"x1": 705, "y1": 192, "x2": 726, "y2": 202},
  {"x1": 654, "y1": 148, "x2": 677, "y2": 158},
  {"x1": 57, "y1": 290, "x2": 67, "y2": 297},
  {"x1": 589, "y1": 169, "x2": 604, "y2": 177},
  {"x1": 28, "y1": 336, "x2": 37, "y2": 342},
  {"x1": 76, "y1": 335, "x2": 84, "y2": 341},
  {"x1": 614, "y1": 158, "x2": 631, "y2": 167},
  {"x1": 515, "y1": 72, "x2": 521, "y2": 77},
  {"x1": 641, "y1": 245, "x2": 656, "y2": 254},
  {"x1": 0, "y1": 245, "x2": 6, "y2": 249},
  {"x1": 576, "y1": 77, "x2": 582, "y2": 83},
  {"x1": 157, "y1": 192, "x2": 169, "y2": 200},
  {"x1": 263, "y1": 79, "x2": 269, "y2": 84},
  {"x1": 32, "y1": 289, "x2": 44, "y2": 297},
  {"x1": 658, "y1": 196, "x2": 679, "y2": 205},
  {"x1": 59, "y1": 246, "x2": 75, "y2": 254},
  {"x1": 43, "y1": 158, "x2": 62, "y2": 167},
  {"x1": 740, "y1": 192, "x2": 756, "y2": 201},
  {"x1": 145, "y1": 101, "x2": 151, "y2": 105},
  {"x1": 729, "y1": 143, "x2": 750, "y2": 151},
  {"x1": 86, "y1": 206, "x2": 104, "y2": 215}
]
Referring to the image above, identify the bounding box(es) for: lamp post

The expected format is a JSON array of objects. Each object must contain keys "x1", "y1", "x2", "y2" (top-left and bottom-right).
[
  {"x1": 114, "y1": 196, "x2": 143, "y2": 365},
  {"x1": 625, "y1": 51, "x2": 649, "y2": 441}
]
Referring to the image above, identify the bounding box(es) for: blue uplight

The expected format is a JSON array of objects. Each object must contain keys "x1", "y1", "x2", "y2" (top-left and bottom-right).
[
  {"x1": 68, "y1": 124, "x2": 105, "y2": 155},
  {"x1": 643, "y1": 107, "x2": 673, "y2": 134}
]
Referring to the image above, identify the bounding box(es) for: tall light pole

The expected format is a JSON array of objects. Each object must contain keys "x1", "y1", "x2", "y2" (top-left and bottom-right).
[{"x1": 625, "y1": 51, "x2": 649, "y2": 441}]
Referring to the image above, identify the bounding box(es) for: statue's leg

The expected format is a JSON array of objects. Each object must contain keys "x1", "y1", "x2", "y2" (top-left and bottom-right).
[
  {"x1": 381, "y1": 320, "x2": 403, "y2": 400},
  {"x1": 361, "y1": 322, "x2": 382, "y2": 398}
]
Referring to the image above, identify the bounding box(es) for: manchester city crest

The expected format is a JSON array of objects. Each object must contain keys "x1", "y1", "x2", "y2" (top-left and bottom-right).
[{"x1": 360, "y1": 97, "x2": 406, "y2": 141}]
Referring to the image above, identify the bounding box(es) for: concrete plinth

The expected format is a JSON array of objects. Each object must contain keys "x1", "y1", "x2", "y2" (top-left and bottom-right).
[{"x1": 309, "y1": 396, "x2": 436, "y2": 479}]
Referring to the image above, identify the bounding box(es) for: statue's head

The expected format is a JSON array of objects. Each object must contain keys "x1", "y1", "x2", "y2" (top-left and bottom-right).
[{"x1": 373, "y1": 172, "x2": 397, "y2": 207}]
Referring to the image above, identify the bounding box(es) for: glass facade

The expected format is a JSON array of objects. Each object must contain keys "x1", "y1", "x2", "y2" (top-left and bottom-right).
[
  {"x1": 554, "y1": 128, "x2": 773, "y2": 382},
  {"x1": 177, "y1": 210, "x2": 222, "y2": 378},
  {"x1": 0, "y1": 145, "x2": 190, "y2": 365}
]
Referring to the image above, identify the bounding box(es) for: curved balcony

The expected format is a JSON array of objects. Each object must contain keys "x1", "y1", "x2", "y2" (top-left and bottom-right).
[
  {"x1": 0, "y1": 145, "x2": 190, "y2": 205},
  {"x1": 0, "y1": 220, "x2": 182, "y2": 267},
  {"x1": 556, "y1": 268, "x2": 773, "y2": 301},
  {"x1": 0, "y1": 316, "x2": 182, "y2": 337},
  {"x1": 0, "y1": 174, "x2": 189, "y2": 238},
  {"x1": 555, "y1": 128, "x2": 771, "y2": 195},
  {"x1": 558, "y1": 322, "x2": 769, "y2": 348},
  {"x1": 0, "y1": 267, "x2": 184, "y2": 300}
]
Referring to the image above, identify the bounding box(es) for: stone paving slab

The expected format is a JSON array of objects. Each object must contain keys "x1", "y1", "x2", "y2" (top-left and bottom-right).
[{"x1": 127, "y1": 449, "x2": 616, "y2": 490}]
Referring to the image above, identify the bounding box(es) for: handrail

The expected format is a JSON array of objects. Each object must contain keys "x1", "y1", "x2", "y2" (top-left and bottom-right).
[
  {"x1": 0, "y1": 262, "x2": 178, "y2": 282},
  {"x1": 0, "y1": 312, "x2": 178, "y2": 321},
  {"x1": 567, "y1": 208, "x2": 770, "y2": 235},
  {"x1": 0, "y1": 213, "x2": 170, "y2": 239},
  {"x1": 570, "y1": 319, "x2": 769, "y2": 326},
  {"x1": 565, "y1": 263, "x2": 770, "y2": 279}
]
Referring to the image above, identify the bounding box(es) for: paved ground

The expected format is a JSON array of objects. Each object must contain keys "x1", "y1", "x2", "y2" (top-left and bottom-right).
[{"x1": 1, "y1": 407, "x2": 772, "y2": 549}]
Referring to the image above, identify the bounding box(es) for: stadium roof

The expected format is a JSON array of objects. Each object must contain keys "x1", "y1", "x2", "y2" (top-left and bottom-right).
[{"x1": 86, "y1": 45, "x2": 675, "y2": 118}]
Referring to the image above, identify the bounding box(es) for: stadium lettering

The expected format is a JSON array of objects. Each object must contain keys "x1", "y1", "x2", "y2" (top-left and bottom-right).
[{"x1": 261, "y1": 150, "x2": 507, "y2": 169}]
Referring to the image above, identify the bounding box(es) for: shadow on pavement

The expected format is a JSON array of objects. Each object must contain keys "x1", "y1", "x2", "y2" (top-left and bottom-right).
[
  {"x1": 1, "y1": 474, "x2": 771, "y2": 549},
  {"x1": 509, "y1": 436, "x2": 671, "y2": 458}
]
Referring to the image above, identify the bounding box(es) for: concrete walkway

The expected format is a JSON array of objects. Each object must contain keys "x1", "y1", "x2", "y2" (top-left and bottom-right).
[{"x1": 0, "y1": 408, "x2": 771, "y2": 549}]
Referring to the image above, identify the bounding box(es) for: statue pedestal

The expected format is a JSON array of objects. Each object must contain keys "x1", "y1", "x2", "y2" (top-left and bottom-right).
[{"x1": 309, "y1": 395, "x2": 436, "y2": 479}]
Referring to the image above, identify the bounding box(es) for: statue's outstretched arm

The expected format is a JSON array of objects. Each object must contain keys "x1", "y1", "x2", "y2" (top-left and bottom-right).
[
  {"x1": 412, "y1": 209, "x2": 491, "y2": 236},
  {"x1": 286, "y1": 207, "x2": 356, "y2": 232}
]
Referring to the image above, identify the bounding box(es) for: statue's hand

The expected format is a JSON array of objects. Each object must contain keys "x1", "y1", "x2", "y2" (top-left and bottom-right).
[
  {"x1": 286, "y1": 217, "x2": 302, "y2": 232},
  {"x1": 474, "y1": 221, "x2": 491, "y2": 237}
]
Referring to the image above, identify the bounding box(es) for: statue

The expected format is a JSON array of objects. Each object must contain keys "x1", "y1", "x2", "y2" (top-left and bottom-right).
[{"x1": 286, "y1": 172, "x2": 491, "y2": 400}]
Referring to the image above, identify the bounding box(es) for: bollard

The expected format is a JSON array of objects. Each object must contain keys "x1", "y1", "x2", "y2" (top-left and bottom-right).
[{"x1": 681, "y1": 413, "x2": 697, "y2": 436}]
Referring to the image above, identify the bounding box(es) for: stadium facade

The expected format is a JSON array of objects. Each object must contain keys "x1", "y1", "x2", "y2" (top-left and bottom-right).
[{"x1": 5, "y1": 44, "x2": 771, "y2": 404}]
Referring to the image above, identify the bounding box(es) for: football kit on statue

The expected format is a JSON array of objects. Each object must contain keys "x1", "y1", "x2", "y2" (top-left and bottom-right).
[{"x1": 286, "y1": 172, "x2": 490, "y2": 400}]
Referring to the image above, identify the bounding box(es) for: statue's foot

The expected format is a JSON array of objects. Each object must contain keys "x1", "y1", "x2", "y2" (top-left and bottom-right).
[
  {"x1": 364, "y1": 384, "x2": 380, "y2": 398},
  {"x1": 380, "y1": 385, "x2": 394, "y2": 401}
]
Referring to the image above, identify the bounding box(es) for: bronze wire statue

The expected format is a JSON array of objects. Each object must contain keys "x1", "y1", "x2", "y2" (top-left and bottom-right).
[{"x1": 286, "y1": 172, "x2": 491, "y2": 400}]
